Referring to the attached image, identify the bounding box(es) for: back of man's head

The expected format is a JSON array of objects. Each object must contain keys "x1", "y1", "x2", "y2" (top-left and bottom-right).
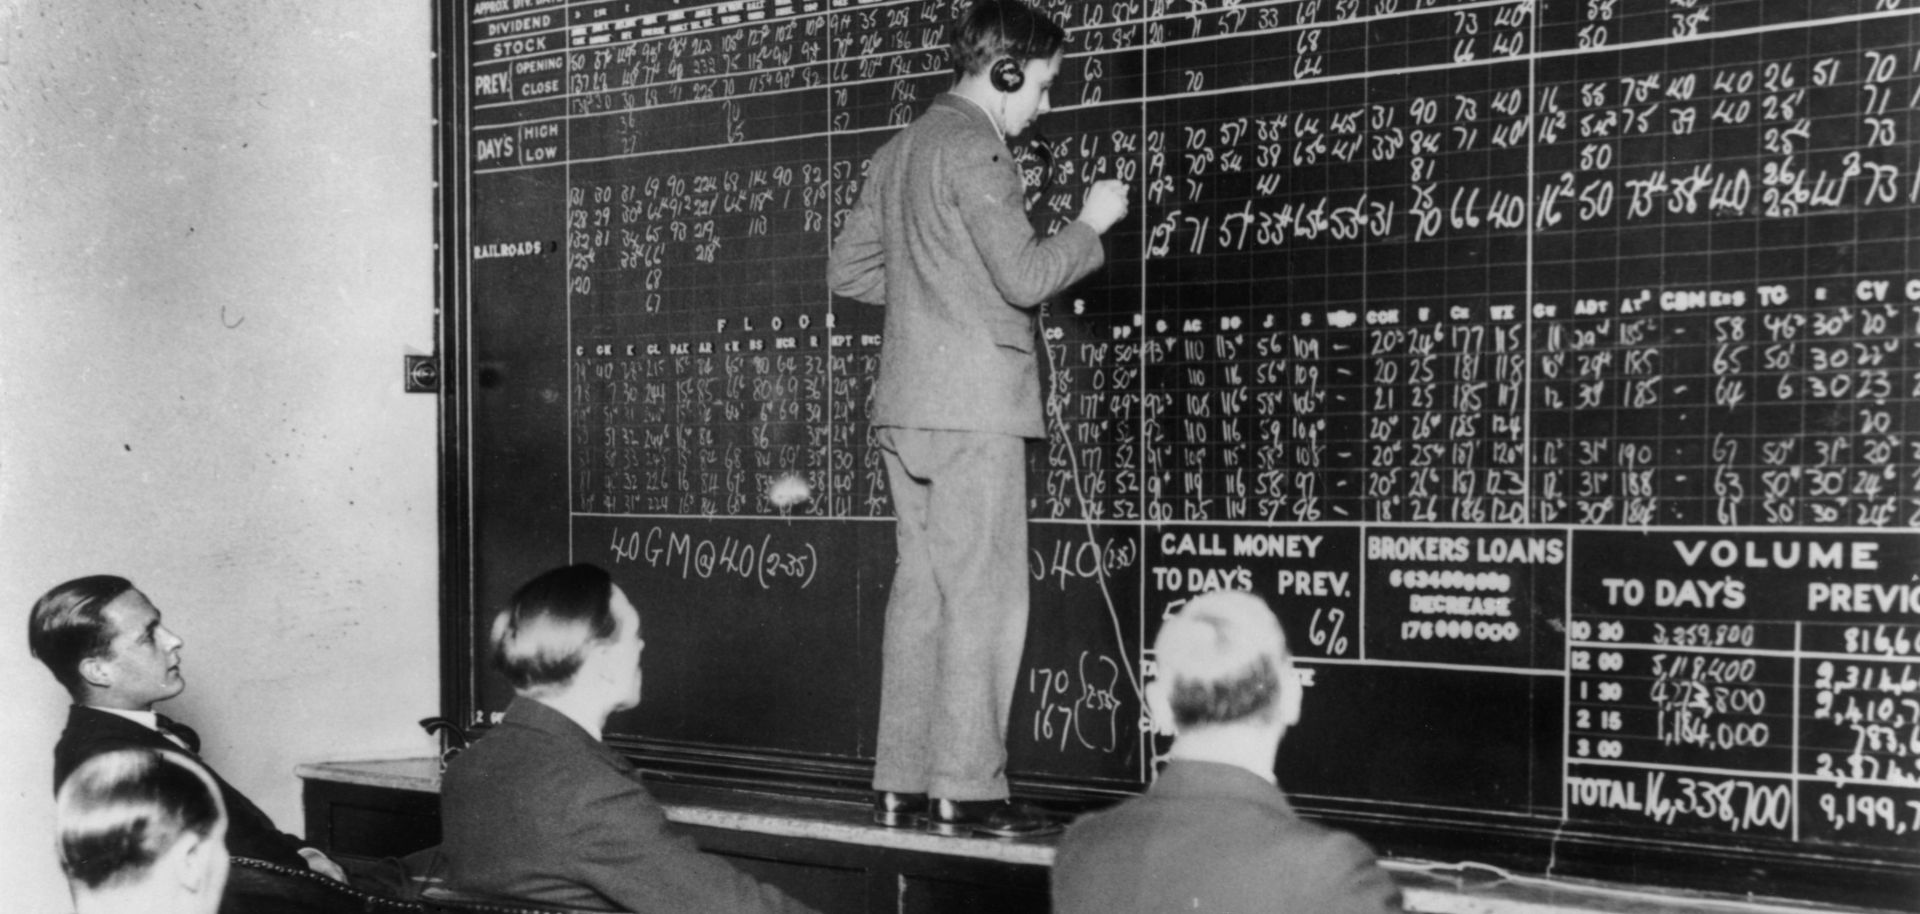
[
  {"x1": 1147, "y1": 590, "x2": 1299, "y2": 735},
  {"x1": 30, "y1": 575, "x2": 136, "y2": 700},
  {"x1": 949, "y1": 0, "x2": 1065, "y2": 76},
  {"x1": 490, "y1": 563, "x2": 617, "y2": 695},
  {"x1": 57, "y1": 748, "x2": 228, "y2": 914}
]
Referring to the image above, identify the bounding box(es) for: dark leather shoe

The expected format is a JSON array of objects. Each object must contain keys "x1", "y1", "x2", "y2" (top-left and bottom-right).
[
  {"x1": 872, "y1": 790, "x2": 928, "y2": 827},
  {"x1": 924, "y1": 798, "x2": 1061, "y2": 838}
]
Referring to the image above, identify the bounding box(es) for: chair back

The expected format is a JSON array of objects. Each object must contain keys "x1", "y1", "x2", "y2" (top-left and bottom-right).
[{"x1": 227, "y1": 856, "x2": 425, "y2": 914}]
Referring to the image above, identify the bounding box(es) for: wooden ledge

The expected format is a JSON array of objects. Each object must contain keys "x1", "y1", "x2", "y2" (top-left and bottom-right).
[
  {"x1": 296, "y1": 758, "x2": 1051, "y2": 865},
  {"x1": 298, "y1": 760, "x2": 1904, "y2": 914}
]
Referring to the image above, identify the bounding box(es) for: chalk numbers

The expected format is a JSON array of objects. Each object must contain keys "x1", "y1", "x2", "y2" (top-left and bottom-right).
[
  {"x1": 1815, "y1": 788, "x2": 1920, "y2": 838},
  {"x1": 1026, "y1": 652, "x2": 1125, "y2": 755}
]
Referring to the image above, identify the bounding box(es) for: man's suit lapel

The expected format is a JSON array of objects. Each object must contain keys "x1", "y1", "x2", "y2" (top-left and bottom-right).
[
  {"x1": 154, "y1": 713, "x2": 202, "y2": 753},
  {"x1": 58, "y1": 705, "x2": 175, "y2": 784},
  {"x1": 59, "y1": 704, "x2": 309, "y2": 867}
]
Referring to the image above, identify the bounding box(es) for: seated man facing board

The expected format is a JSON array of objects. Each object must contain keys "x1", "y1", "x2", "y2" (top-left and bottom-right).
[
  {"x1": 438, "y1": 563, "x2": 819, "y2": 913},
  {"x1": 29, "y1": 575, "x2": 348, "y2": 880},
  {"x1": 1052, "y1": 589, "x2": 1403, "y2": 914},
  {"x1": 57, "y1": 748, "x2": 231, "y2": 914}
]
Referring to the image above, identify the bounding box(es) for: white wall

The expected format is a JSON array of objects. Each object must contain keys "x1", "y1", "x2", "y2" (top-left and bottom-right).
[{"x1": 0, "y1": 2, "x2": 440, "y2": 909}]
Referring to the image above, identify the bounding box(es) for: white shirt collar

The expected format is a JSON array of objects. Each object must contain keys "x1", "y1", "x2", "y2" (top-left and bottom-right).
[{"x1": 91, "y1": 705, "x2": 160, "y2": 731}]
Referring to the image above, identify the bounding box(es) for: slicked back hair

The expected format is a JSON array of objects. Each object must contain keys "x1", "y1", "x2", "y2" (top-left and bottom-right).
[
  {"x1": 30, "y1": 575, "x2": 137, "y2": 700},
  {"x1": 948, "y1": 0, "x2": 1065, "y2": 79},
  {"x1": 490, "y1": 564, "x2": 618, "y2": 694},
  {"x1": 57, "y1": 748, "x2": 225, "y2": 890}
]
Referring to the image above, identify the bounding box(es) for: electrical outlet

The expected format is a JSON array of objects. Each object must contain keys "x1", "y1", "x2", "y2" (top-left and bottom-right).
[{"x1": 404, "y1": 354, "x2": 439, "y2": 393}]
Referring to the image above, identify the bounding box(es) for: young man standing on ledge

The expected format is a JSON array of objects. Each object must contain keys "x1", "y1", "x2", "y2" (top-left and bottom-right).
[
  {"x1": 827, "y1": 0, "x2": 1129, "y2": 839},
  {"x1": 1051, "y1": 591, "x2": 1403, "y2": 913},
  {"x1": 439, "y1": 563, "x2": 819, "y2": 913}
]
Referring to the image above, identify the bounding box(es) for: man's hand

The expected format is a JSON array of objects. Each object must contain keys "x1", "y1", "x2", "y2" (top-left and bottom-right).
[
  {"x1": 298, "y1": 847, "x2": 349, "y2": 883},
  {"x1": 1075, "y1": 179, "x2": 1131, "y2": 234}
]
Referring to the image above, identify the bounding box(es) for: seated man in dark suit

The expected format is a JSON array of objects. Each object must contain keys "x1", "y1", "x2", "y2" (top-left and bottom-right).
[
  {"x1": 30, "y1": 574, "x2": 349, "y2": 881},
  {"x1": 438, "y1": 563, "x2": 817, "y2": 913},
  {"x1": 1052, "y1": 590, "x2": 1403, "y2": 914},
  {"x1": 57, "y1": 748, "x2": 230, "y2": 914}
]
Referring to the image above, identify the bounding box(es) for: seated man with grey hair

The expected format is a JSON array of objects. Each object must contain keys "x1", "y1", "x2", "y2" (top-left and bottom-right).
[
  {"x1": 1052, "y1": 589, "x2": 1402, "y2": 914},
  {"x1": 57, "y1": 748, "x2": 230, "y2": 914},
  {"x1": 438, "y1": 563, "x2": 819, "y2": 913}
]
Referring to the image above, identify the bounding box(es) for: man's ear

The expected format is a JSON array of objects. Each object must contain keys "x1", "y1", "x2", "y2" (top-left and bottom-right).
[
  {"x1": 77, "y1": 655, "x2": 114, "y2": 691},
  {"x1": 585, "y1": 641, "x2": 616, "y2": 686},
  {"x1": 173, "y1": 832, "x2": 222, "y2": 895},
  {"x1": 1278, "y1": 665, "x2": 1304, "y2": 729},
  {"x1": 1144, "y1": 677, "x2": 1177, "y2": 737}
]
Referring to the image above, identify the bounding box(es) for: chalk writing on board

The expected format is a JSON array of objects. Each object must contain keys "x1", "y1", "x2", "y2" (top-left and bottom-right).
[
  {"x1": 1026, "y1": 651, "x2": 1126, "y2": 754},
  {"x1": 608, "y1": 524, "x2": 819, "y2": 589},
  {"x1": 454, "y1": 0, "x2": 1920, "y2": 900}
]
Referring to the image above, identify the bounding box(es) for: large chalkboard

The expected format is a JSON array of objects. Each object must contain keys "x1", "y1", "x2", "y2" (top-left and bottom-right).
[{"x1": 436, "y1": 0, "x2": 1920, "y2": 905}]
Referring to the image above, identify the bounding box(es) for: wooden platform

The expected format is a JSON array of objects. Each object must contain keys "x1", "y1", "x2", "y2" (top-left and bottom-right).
[{"x1": 298, "y1": 759, "x2": 1905, "y2": 914}]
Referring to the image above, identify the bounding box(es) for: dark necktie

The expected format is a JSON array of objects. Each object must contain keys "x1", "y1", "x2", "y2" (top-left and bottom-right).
[{"x1": 155, "y1": 714, "x2": 201, "y2": 754}]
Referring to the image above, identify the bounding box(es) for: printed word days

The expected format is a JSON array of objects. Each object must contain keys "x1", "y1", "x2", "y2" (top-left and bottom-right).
[
  {"x1": 1601, "y1": 577, "x2": 1747, "y2": 610},
  {"x1": 1150, "y1": 564, "x2": 1253, "y2": 593}
]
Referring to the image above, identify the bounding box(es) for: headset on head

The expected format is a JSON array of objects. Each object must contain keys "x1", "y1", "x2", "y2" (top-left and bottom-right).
[
  {"x1": 977, "y1": 0, "x2": 1055, "y2": 194},
  {"x1": 990, "y1": 55, "x2": 1024, "y2": 93},
  {"x1": 984, "y1": 0, "x2": 1032, "y2": 94}
]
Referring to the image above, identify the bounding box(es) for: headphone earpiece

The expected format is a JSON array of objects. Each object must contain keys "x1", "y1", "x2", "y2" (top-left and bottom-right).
[{"x1": 989, "y1": 56, "x2": 1023, "y2": 93}]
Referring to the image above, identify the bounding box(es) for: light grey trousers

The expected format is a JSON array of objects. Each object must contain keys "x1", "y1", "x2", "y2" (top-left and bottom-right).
[{"x1": 872, "y1": 426, "x2": 1031, "y2": 801}]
